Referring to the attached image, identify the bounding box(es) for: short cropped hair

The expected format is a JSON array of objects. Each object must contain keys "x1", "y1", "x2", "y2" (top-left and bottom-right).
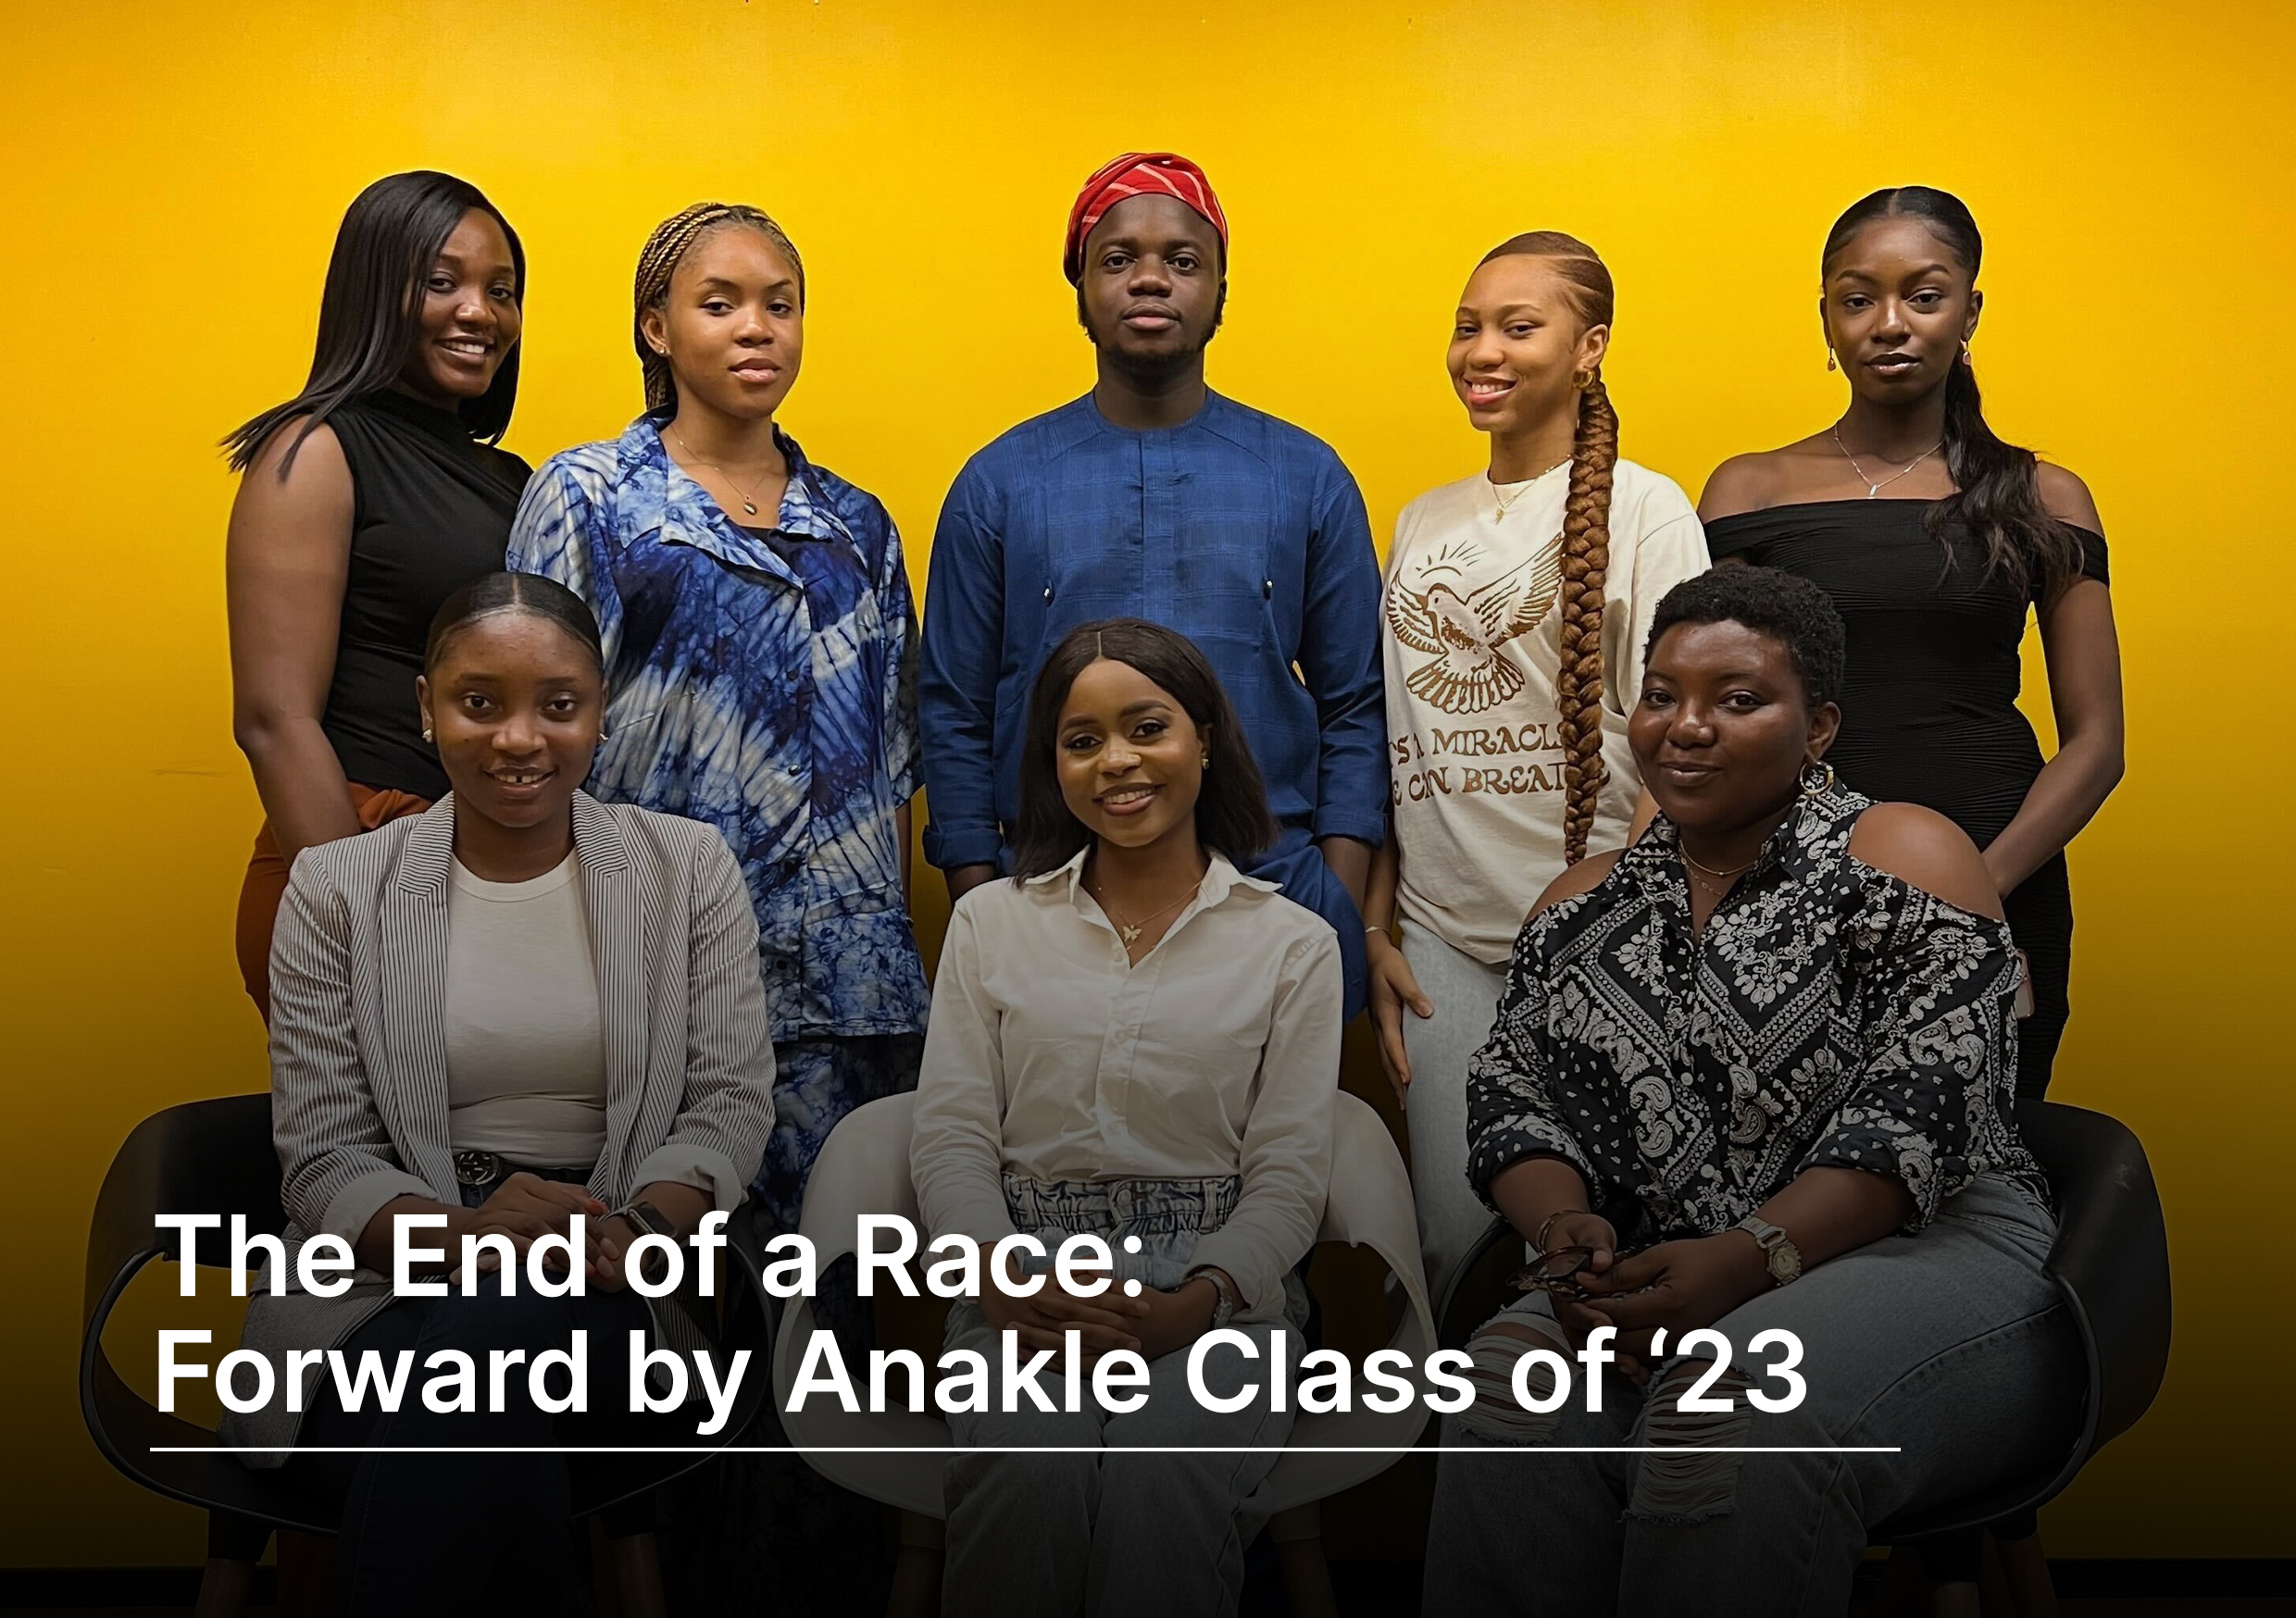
[{"x1": 1644, "y1": 566, "x2": 1846, "y2": 711}]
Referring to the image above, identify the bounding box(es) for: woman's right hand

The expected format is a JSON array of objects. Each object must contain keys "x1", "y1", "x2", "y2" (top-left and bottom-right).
[
  {"x1": 1537, "y1": 1210, "x2": 1620, "y2": 1278},
  {"x1": 1366, "y1": 929, "x2": 1433, "y2": 1102},
  {"x1": 976, "y1": 1245, "x2": 1148, "y2": 1360},
  {"x1": 1526, "y1": 1211, "x2": 1651, "y2": 1377},
  {"x1": 464, "y1": 1175, "x2": 611, "y2": 1277}
]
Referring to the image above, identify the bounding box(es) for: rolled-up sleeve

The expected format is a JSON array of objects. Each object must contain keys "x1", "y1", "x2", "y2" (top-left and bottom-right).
[
  {"x1": 1798, "y1": 887, "x2": 2022, "y2": 1229},
  {"x1": 908, "y1": 903, "x2": 1019, "y2": 1247},
  {"x1": 876, "y1": 510, "x2": 924, "y2": 804},
  {"x1": 268, "y1": 861, "x2": 433, "y2": 1245},
  {"x1": 917, "y1": 465, "x2": 1008, "y2": 872},
  {"x1": 1464, "y1": 927, "x2": 1597, "y2": 1212},
  {"x1": 1188, "y1": 927, "x2": 1342, "y2": 1323},
  {"x1": 628, "y1": 834, "x2": 777, "y2": 1210},
  {"x1": 1297, "y1": 459, "x2": 1388, "y2": 848}
]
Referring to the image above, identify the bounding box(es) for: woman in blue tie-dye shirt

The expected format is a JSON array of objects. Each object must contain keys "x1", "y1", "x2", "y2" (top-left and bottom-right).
[{"x1": 508, "y1": 202, "x2": 926, "y2": 1236}]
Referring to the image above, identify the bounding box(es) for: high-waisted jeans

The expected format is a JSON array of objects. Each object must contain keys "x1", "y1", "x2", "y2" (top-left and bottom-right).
[
  {"x1": 941, "y1": 1174, "x2": 1308, "y2": 1618},
  {"x1": 1424, "y1": 1173, "x2": 2085, "y2": 1617}
]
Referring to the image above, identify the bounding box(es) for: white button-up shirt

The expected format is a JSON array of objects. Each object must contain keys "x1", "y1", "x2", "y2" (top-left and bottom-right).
[{"x1": 910, "y1": 848, "x2": 1343, "y2": 1322}]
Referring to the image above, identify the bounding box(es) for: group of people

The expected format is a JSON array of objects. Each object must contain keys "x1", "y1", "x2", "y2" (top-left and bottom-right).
[{"x1": 215, "y1": 154, "x2": 2123, "y2": 1616}]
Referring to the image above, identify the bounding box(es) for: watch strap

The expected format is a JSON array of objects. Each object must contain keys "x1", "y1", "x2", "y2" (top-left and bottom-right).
[{"x1": 1187, "y1": 1265, "x2": 1242, "y2": 1327}]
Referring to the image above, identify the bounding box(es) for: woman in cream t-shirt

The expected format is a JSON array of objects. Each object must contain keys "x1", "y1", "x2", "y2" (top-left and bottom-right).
[{"x1": 1365, "y1": 232, "x2": 1707, "y2": 1306}]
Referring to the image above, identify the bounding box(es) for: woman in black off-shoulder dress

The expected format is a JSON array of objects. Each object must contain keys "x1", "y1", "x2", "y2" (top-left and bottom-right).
[{"x1": 1701, "y1": 186, "x2": 2124, "y2": 1097}]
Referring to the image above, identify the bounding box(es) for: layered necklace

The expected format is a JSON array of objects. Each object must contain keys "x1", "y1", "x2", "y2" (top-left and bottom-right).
[{"x1": 1679, "y1": 844, "x2": 1756, "y2": 901}]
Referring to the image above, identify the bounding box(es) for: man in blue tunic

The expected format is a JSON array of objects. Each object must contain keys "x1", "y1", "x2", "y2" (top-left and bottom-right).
[{"x1": 918, "y1": 152, "x2": 1386, "y2": 1017}]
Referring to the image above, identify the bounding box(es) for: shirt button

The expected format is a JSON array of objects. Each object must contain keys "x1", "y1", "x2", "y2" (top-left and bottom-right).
[{"x1": 786, "y1": 764, "x2": 803, "y2": 778}]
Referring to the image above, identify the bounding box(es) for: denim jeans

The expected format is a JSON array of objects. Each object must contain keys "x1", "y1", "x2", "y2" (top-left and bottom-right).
[
  {"x1": 1398, "y1": 924, "x2": 1514, "y2": 1312},
  {"x1": 1423, "y1": 1174, "x2": 2084, "y2": 1617},
  {"x1": 941, "y1": 1175, "x2": 1308, "y2": 1618}
]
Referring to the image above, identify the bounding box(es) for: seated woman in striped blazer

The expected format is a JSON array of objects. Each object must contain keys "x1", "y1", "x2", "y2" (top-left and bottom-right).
[{"x1": 222, "y1": 571, "x2": 776, "y2": 1614}]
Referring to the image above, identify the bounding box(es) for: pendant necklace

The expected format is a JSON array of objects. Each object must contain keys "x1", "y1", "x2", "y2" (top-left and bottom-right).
[
  {"x1": 672, "y1": 428, "x2": 778, "y2": 517},
  {"x1": 1829, "y1": 426, "x2": 1942, "y2": 499},
  {"x1": 1489, "y1": 454, "x2": 1572, "y2": 522},
  {"x1": 1679, "y1": 845, "x2": 1756, "y2": 897},
  {"x1": 1090, "y1": 870, "x2": 1204, "y2": 946}
]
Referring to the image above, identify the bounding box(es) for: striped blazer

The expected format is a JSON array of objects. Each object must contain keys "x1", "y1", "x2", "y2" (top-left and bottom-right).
[{"x1": 223, "y1": 791, "x2": 775, "y2": 1459}]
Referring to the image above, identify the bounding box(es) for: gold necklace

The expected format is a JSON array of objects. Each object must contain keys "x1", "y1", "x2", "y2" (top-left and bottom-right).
[
  {"x1": 671, "y1": 428, "x2": 780, "y2": 518},
  {"x1": 1489, "y1": 454, "x2": 1572, "y2": 521},
  {"x1": 1089, "y1": 869, "x2": 1205, "y2": 946},
  {"x1": 1828, "y1": 425, "x2": 1942, "y2": 499},
  {"x1": 1679, "y1": 846, "x2": 1757, "y2": 887}
]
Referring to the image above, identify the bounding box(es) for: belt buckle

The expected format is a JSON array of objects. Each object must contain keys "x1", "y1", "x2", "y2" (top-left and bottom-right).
[{"x1": 453, "y1": 1150, "x2": 504, "y2": 1188}]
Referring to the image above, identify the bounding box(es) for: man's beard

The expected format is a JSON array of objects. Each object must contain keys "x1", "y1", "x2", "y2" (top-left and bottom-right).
[{"x1": 1078, "y1": 284, "x2": 1227, "y2": 385}]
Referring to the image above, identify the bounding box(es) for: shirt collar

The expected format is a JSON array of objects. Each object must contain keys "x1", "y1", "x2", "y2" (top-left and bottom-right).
[
  {"x1": 1025, "y1": 844, "x2": 1279, "y2": 920},
  {"x1": 610, "y1": 412, "x2": 859, "y2": 576},
  {"x1": 1623, "y1": 789, "x2": 1850, "y2": 898}
]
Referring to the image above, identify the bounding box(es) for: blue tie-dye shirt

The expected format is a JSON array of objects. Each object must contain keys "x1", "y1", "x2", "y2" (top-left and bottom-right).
[{"x1": 508, "y1": 414, "x2": 928, "y2": 1040}]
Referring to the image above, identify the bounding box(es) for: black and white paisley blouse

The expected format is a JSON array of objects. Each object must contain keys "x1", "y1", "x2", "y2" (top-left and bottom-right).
[{"x1": 1465, "y1": 785, "x2": 2043, "y2": 1245}]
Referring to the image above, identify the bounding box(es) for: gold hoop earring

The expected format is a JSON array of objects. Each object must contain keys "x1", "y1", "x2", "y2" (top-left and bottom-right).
[
  {"x1": 1572, "y1": 367, "x2": 1596, "y2": 391},
  {"x1": 1800, "y1": 760, "x2": 1836, "y2": 798}
]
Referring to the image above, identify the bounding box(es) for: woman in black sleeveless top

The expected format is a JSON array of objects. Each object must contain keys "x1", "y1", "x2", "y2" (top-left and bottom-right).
[
  {"x1": 224, "y1": 172, "x2": 531, "y2": 1019},
  {"x1": 1700, "y1": 188, "x2": 2123, "y2": 1098}
]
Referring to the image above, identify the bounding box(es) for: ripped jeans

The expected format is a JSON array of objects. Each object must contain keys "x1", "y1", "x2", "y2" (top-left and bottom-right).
[
  {"x1": 941, "y1": 1175, "x2": 1308, "y2": 1618},
  {"x1": 1424, "y1": 1175, "x2": 2085, "y2": 1618}
]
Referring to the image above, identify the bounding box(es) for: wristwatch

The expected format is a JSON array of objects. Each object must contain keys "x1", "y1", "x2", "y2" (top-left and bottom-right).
[
  {"x1": 611, "y1": 1201, "x2": 677, "y2": 1285},
  {"x1": 1187, "y1": 1265, "x2": 1243, "y2": 1328},
  {"x1": 1733, "y1": 1214, "x2": 1803, "y2": 1288}
]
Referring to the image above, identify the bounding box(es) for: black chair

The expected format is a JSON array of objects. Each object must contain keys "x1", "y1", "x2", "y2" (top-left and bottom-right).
[
  {"x1": 81, "y1": 1093, "x2": 778, "y2": 1617},
  {"x1": 1433, "y1": 1100, "x2": 2171, "y2": 1609}
]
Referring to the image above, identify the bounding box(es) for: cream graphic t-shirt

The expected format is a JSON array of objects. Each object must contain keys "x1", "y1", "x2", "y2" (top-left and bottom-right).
[{"x1": 1382, "y1": 457, "x2": 1709, "y2": 964}]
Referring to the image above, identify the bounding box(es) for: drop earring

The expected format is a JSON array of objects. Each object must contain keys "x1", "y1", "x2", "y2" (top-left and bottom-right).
[{"x1": 1826, "y1": 350, "x2": 1838, "y2": 372}]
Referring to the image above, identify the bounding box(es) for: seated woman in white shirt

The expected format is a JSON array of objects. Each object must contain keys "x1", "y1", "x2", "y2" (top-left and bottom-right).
[
  {"x1": 225, "y1": 571, "x2": 776, "y2": 1615},
  {"x1": 910, "y1": 616, "x2": 1344, "y2": 1618}
]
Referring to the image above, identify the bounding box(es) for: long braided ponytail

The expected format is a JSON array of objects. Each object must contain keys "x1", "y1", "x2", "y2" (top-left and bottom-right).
[
  {"x1": 1478, "y1": 231, "x2": 1620, "y2": 864},
  {"x1": 631, "y1": 202, "x2": 805, "y2": 414}
]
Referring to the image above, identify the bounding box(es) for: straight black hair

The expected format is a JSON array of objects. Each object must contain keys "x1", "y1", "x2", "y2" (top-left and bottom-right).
[
  {"x1": 1010, "y1": 618, "x2": 1277, "y2": 880},
  {"x1": 224, "y1": 170, "x2": 524, "y2": 476},
  {"x1": 423, "y1": 572, "x2": 603, "y2": 675},
  {"x1": 1823, "y1": 186, "x2": 2083, "y2": 601}
]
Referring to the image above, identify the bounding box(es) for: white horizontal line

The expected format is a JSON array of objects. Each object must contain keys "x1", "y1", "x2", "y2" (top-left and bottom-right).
[{"x1": 157, "y1": 1444, "x2": 1901, "y2": 1455}]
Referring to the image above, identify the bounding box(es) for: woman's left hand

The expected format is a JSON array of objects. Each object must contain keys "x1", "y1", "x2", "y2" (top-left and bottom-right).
[{"x1": 1577, "y1": 1234, "x2": 1771, "y2": 1381}]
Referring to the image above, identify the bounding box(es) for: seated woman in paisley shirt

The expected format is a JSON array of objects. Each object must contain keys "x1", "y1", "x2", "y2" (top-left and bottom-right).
[
  {"x1": 509, "y1": 202, "x2": 928, "y2": 1237},
  {"x1": 1423, "y1": 566, "x2": 2081, "y2": 1618}
]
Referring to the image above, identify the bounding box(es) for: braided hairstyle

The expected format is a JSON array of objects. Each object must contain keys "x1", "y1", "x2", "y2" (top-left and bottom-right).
[
  {"x1": 1479, "y1": 231, "x2": 1619, "y2": 864},
  {"x1": 631, "y1": 203, "x2": 805, "y2": 414}
]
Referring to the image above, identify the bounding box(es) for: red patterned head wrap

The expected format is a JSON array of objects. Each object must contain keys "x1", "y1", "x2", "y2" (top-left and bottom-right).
[{"x1": 1063, "y1": 152, "x2": 1229, "y2": 284}]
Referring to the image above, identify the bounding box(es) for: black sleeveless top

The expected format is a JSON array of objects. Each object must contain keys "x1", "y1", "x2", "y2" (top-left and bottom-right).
[
  {"x1": 320, "y1": 392, "x2": 531, "y2": 800},
  {"x1": 1704, "y1": 500, "x2": 2107, "y2": 847}
]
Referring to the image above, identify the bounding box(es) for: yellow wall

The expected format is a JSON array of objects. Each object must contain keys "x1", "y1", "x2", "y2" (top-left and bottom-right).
[{"x1": 6, "y1": 0, "x2": 2289, "y2": 1565}]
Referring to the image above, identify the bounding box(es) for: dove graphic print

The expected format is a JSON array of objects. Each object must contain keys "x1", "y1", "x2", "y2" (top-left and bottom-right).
[
  {"x1": 1385, "y1": 533, "x2": 1565, "y2": 714},
  {"x1": 1364, "y1": 234, "x2": 1709, "y2": 1309}
]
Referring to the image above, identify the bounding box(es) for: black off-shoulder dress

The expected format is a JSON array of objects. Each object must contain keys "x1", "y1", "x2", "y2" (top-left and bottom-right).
[{"x1": 1705, "y1": 499, "x2": 2109, "y2": 1097}]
